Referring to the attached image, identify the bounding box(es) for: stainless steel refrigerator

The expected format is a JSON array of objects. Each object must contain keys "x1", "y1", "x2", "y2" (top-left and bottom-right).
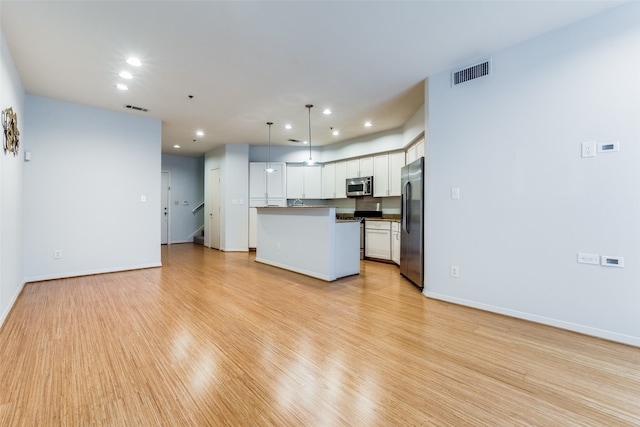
[{"x1": 400, "y1": 157, "x2": 424, "y2": 289}]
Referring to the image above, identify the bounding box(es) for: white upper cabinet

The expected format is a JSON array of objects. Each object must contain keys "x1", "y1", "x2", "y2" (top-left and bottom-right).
[
  {"x1": 322, "y1": 162, "x2": 336, "y2": 199},
  {"x1": 373, "y1": 152, "x2": 405, "y2": 197},
  {"x1": 346, "y1": 156, "x2": 373, "y2": 178},
  {"x1": 286, "y1": 164, "x2": 322, "y2": 199},
  {"x1": 346, "y1": 159, "x2": 360, "y2": 178},
  {"x1": 406, "y1": 137, "x2": 425, "y2": 165},
  {"x1": 388, "y1": 151, "x2": 405, "y2": 196},
  {"x1": 304, "y1": 165, "x2": 323, "y2": 198},
  {"x1": 359, "y1": 156, "x2": 374, "y2": 177},
  {"x1": 373, "y1": 154, "x2": 390, "y2": 197},
  {"x1": 250, "y1": 162, "x2": 286, "y2": 201},
  {"x1": 334, "y1": 161, "x2": 347, "y2": 199}
]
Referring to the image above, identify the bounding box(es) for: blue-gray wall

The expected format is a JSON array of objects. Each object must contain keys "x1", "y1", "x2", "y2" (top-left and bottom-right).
[
  {"x1": 24, "y1": 95, "x2": 162, "y2": 281},
  {"x1": 161, "y1": 154, "x2": 205, "y2": 243},
  {"x1": 425, "y1": 2, "x2": 640, "y2": 346}
]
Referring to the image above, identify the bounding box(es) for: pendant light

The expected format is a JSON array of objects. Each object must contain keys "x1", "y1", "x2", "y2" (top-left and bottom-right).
[
  {"x1": 304, "y1": 104, "x2": 318, "y2": 165},
  {"x1": 265, "y1": 121, "x2": 276, "y2": 173}
]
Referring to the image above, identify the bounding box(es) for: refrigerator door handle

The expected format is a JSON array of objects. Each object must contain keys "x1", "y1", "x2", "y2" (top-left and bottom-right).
[{"x1": 403, "y1": 182, "x2": 411, "y2": 233}]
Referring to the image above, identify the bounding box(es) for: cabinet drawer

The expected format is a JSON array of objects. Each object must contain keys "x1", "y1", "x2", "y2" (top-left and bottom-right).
[{"x1": 365, "y1": 220, "x2": 391, "y2": 230}]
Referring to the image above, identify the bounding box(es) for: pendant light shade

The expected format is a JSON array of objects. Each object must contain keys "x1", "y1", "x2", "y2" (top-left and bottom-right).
[
  {"x1": 265, "y1": 121, "x2": 275, "y2": 173},
  {"x1": 304, "y1": 104, "x2": 318, "y2": 165}
]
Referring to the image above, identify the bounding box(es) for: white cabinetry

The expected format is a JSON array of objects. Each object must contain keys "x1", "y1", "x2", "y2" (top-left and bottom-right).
[
  {"x1": 373, "y1": 152, "x2": 405, "y2": 197},
  {"x1": 335, "y1": 161, "x2": 347, "y2": 198},
  {"x1": 346, "y1": 156, "x2": 373, "y2": 178},
  {"x1": 250, "y1": 162, "x2": 286, "y2": 202},
  {"x1": 406, "y1": 138, "x2": 425, "y2": 164},
  {"x1": 322, "y1": 163, "x2": 336, "y2": 199},
  {"x1": 249, "y1": 162, "x2": 286, "y2": 249},
  {"x1": 365, "y1": 220, "x2": 391, "y2": 260},
  {"x1": 391, "y1": 221, "x2": 400, "y2": 265},
  {"x1": 286, "y1": 164, "x2": 322, "y2": 199},
  {"x1": 322, "y1": 161, "x2": 348, "y2": 199}
]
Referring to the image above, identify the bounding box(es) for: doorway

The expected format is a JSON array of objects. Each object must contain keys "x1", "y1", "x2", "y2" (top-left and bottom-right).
[
  {"x1": 161, "y1": 171, "x2": 170, "y2": 244},
  {"x1": 208, "y1": 168, "x2": 221, "y2": 249}
]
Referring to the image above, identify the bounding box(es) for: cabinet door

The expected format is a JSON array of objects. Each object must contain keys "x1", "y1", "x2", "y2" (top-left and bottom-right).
[
  {"x1": 249, "y1": 162, "x2": 267, "y2": 199},
  {"x1": 406, "y1": 145, "x2": 417, "y2": 164},
  {"x1": 365, "y1": 229, "x2": 391, "y2": 260},
  {"x1": 359, "y1": 156, "x2": 374, "y2": 177},
  {"x1": 322, "y1": 163, "x2": 336, "y2": 199},
  {"x1": 286, "y1": 164, "x2": 304, "y2": 199},
  {"x1": 266, "y1": 162, "x2": 286, "y2": 199},
  {"x1": 346, "y1": 159, "x2": 360, "y2": 178},
  {"x1": 303, "y1": 165, "x2": 323, "y2": 199},
  {"x1": 249, "y1": 207, "x2": 258, "y2": 248},
  {"x1": 373, "y1": 154, "x2": 389, "y2": 197},
  {"x1": 416, "y1": 138, "x2": 425, "y2": 158},
  {"x1": 334, "y1": 161, "x2": 347, "y2": 198},
  {"x1": 388, "y1": 152, "x2": 406, "y2": 197}
]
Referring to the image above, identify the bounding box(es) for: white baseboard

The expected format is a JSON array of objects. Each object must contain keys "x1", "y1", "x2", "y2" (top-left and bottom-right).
[
  {"x1": 24, "y1": 262, "x2": 162, "y2": 283},
  {"x1": 0, "y1": 280, "x2": 26, "y2": 329},
  {"x1": 423, "y1": 291, "x2": 640, "y2": 348}
]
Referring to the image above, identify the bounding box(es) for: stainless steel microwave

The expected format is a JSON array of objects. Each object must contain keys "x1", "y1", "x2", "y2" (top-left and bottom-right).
[{"x1": 346, "y1": 176, "x2": 373, "y2": 197}]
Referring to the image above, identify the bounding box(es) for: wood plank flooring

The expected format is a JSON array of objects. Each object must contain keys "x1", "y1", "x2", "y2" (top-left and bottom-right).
[{"x1": 1, "y1": 243, "x2": 639, "y2": 426}]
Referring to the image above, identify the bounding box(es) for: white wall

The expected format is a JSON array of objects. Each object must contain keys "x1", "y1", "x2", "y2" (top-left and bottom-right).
[
  {"x1": 161, "y1": 154, "x2": 205, "y2": 243},
  {"x1": 204, "y1": 144, "x2": 249, "y2": 251},
  {"x1": 0, "y1": 27, "x2": 25, "y2": 326},
  {"x1": 249, "y1": 103, "x2": 426, "y2": 164},
  {"x1": 24, "y1": 96, "x2": 162, "y2": 281},
  {"x1": 424, "y1": 3, "x2": 640, "y2": 346}
]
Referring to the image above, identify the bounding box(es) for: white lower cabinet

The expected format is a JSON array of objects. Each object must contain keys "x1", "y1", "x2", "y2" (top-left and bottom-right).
[
  {"x1": 365, "y1": 220, "x2": 391, "y2": 260},
  {"x1": 391, "y1": 222, "x2": 400, "y2": 265}
]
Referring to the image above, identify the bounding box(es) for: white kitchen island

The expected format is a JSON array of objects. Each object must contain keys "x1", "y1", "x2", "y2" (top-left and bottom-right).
[{"x1": 255, "y1": 206, "x2": 360, "y2": 281}]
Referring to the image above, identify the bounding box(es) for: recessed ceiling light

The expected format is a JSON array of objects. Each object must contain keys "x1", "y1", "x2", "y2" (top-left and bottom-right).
[
  {"x1": 364, "y1": 121, "x2": 372, "y2": 127},
  {"x1": 323, "y1": 109, "x2": 332, "y2": 115},
  {"x1": 285, "y1": 124, "x2": 292, "y2": 130},
  {"x1": 115, "y1": 83, "x2": 128, "y2": 91},
  {"x1": 303, "y1": 140, "x2": 308, "y2": 145},
  {"x1": 119, "y1": 71, "x2": 133, "y2": 80},
  {"x1": 196, "y1": 130, "x2": 204, "y2": 137},
  {"x1": 332, "y1": 129, "x2": 339, "y2": 136},
  {"x1": 127, "y1": 57, "x2": 142, "y2": 67},
  {"x1": 173, "y1": 144, "x2": 181, "y2": 149}
]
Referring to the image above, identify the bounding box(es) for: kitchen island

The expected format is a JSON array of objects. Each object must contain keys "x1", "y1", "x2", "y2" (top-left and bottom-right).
[{"x1": 255, "y1": 206, "x2": 360, "y2": 281}]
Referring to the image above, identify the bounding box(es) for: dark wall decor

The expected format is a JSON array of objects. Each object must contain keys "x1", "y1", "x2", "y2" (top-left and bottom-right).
[{"x1": 2, "y1": 107, "x2": 20, "y2": 156}]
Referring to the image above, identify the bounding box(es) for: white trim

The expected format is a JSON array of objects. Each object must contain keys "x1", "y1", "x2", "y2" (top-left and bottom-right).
[
  {"x1": 255, "y1": 257, "x2": 333, "y2": 281},
  {"x1": 24, "y1": 263, "x2": 162, "y2": 283},
  {"x1": 423, "y1": 291, "x2": 640, "y2": 348},
  {"x1": 0, "y1": 281, "x2": 26, "y2": 329}
]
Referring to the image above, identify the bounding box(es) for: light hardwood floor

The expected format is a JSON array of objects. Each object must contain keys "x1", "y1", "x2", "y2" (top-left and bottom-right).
[{"x1": 1, "y1": 243, "x2": 639, "y2": 426}]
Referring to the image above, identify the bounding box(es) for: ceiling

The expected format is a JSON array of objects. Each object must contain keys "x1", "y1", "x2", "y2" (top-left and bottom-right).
[{"x1": 0, "y1": 1, "x2": 625, "y2": 157}]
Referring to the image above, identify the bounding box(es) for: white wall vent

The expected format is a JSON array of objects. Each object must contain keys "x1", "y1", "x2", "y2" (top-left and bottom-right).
[
  {"x1": 452, "y1": 60, "x2": 491, "y2": 86},
  {"x1": 124, "y1": 104, "x2": 149, "y2": 112}
]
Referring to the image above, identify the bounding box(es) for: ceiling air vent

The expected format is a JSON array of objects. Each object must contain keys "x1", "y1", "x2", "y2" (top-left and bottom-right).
[
  {"x1": 452, "y1": 60, "x2": 491, "y2": 86},
  {"x1": 124, "y1": 104, "x2": 149, "y2": 112}
]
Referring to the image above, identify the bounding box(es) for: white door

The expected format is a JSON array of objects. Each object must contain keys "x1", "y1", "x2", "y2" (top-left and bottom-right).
[
  {"x1": 208, "y1": 168, "x2": 221, "y2": 249},
  {"x1": 161, "y1": 171, "x2": 170, "y2": 244}
]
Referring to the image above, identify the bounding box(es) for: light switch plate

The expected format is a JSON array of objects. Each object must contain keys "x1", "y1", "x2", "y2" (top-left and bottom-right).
[
  {"x1": 451, "y1": 187, "x2": 460, "y2": 200},
  {"x1": 577, "y1": 253, "x2": 599, "y2": 265}
]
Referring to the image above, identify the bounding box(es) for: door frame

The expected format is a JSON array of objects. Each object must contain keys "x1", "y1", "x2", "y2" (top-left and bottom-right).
[
  {"x1": 161, "y1": 170, "x2": 171, "y2": 245},
  {"x1": 208, "y1": 167, "x2": 221, "y2": 249}
]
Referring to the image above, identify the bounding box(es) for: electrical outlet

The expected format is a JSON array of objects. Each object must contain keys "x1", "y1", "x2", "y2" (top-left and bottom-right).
[
  {"x1": 450, "y1": 265, "x2": 459, "y2": 278},
  {"x1": 581, "y1": 141, "x2": 596, "y2": 158},
  {"x1": 54, "y1": 250, "x2": 62, "y2": 259}
]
